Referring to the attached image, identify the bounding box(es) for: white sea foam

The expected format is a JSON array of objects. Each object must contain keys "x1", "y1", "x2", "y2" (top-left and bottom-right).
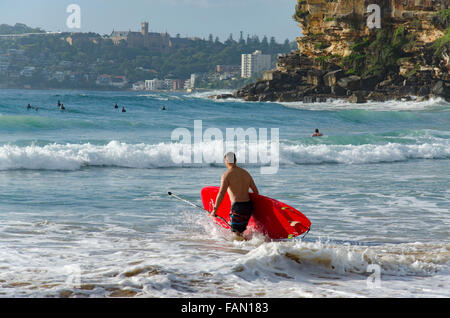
[
  {"x1": 0, "y1": 139, "x2": 449, "y2": 171},
  {"x1": 183, "y1": 90, "x2": 247, "y2": 103},
  {"x1": 235, "y1": 240, "x2": 450, "y2": 278},
  {"x1": 1, "y1": 217, "x2": 448, "y2": 297},
  {"x1": 137, "y1": 93, "x2": 169, "y2": 101},
  {"x1": 280, "y1": 97, "x2": 449, "y2": 112},
  {"x1": 227, "y1": 239, "x2": 450, "y2": 297},
  {"x1": 185, "y1": 89, "x2": 234, "y2": 99},
  {"x1": 281, "y1": 141, "x2": 450, "y2": 165}
]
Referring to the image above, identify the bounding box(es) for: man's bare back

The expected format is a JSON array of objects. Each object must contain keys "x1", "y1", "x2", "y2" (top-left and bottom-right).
[
  {"x1": 222, "y1": 166, "x2": 257, "y2": 203},
  {"x1": 212, "y1": 152, "x2": 258, "y2": 216}
]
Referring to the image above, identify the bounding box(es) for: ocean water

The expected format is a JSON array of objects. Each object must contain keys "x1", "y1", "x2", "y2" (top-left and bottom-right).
[{"x1": 0, "y1": 89, "x2": 449, "y2": 298}]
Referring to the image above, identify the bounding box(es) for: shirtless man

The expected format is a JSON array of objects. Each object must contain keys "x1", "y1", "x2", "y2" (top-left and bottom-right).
[{"x1": 212, "y1": 152, "x2": 259, "y2": 240}]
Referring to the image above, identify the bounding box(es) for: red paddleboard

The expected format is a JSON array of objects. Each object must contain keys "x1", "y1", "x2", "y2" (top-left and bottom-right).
[{"x1": 201, "y1": 186, "x2": 311, "y2": 240}]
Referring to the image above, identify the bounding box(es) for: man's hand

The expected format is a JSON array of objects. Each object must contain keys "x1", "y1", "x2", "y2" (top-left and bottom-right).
[{"x1": 211, "y1": 207, "x2": 218, "y2": 217}]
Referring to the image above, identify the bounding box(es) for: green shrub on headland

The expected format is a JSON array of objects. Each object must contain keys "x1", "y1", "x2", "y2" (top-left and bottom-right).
[
  {"x1": 341, "y1": 26, "x2": 411, "y2": 77},
  {"x1": 431, "y1": 27, "x2": 450, "y2": 57},
  {"x1": 433, "y1": 9, "x2": 450, "y2": 29}
]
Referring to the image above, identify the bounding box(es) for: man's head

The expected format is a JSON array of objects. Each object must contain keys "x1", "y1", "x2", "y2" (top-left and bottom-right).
[
  {"x1": 224, "y1": 152, "x2": 236, "y2": 167},
  {"x1": 315, "y1": 129, "x2": 320, "y2": 133}
]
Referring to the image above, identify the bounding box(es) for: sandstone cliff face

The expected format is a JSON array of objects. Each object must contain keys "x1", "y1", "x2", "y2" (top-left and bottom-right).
[
  {"x1": 232, "y1": 0, "x2": 449, "y2": 103},
  {"x1": 294, "y1": 0, "x2": 448, "y2": 57}
]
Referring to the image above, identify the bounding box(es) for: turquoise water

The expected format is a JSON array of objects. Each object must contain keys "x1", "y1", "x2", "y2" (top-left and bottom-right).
[{"x1": 0, "y1": 89, "x2": 449, "y2": 297}]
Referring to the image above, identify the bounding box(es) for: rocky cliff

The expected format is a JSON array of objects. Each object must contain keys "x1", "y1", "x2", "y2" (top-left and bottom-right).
[{"x1": 232, "y1": 0, "x2": 450, "y2": 103}]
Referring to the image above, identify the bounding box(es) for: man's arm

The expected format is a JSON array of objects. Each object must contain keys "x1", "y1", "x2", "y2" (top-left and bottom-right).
[
  {"x1": 212, "y1": 174, "x2": 229, "y2": 217},
  {"x1": 249, "y1": 176, "x2": 259, "y2": 195}
]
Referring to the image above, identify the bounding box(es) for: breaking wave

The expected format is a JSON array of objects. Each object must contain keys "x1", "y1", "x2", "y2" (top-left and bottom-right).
[
  {"x1": 233, "y1": 240, "x2": 450, "y2": 279},
  {"x1": 0, "y1": 138, "x2": 448, "y2": 171}
]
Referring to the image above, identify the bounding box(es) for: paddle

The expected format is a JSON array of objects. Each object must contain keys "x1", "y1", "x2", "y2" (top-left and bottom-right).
[{"x1": 168, "y1": 192, "x2": 231, "y2": 227}]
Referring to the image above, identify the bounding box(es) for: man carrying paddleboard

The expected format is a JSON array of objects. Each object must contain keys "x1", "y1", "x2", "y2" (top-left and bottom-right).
[{"x1": 212, "y1": 152, "x2": 259, "y2": 240}]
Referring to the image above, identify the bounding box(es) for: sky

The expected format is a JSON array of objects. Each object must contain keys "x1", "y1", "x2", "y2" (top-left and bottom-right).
[{"x1": 0, "y1": 0, "x2": 301, "y2": 42}]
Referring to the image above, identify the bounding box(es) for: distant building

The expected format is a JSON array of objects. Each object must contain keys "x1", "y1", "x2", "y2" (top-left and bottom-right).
[
  {"x1": 110, "y1": 22, "x2": 198, "y2": 53},
  {"x1": 111, "y1": 76, "x2": 128, "y2": 88},
  {"x1": 20, "y1": 66, "x2": 36, "y2": 77},
  {"x1": 96, "y1": 74, "x2": 112, "y2": 86},
  {"x1": 241, "y1": 50, "x2": 271, "y2": 78},
  {"x1": 142, "y1": 78, "x2": 185, "y2": 91},
  {"x1": 111, "y1": 22, "x2": 173, "y2": 53},
  {"x1": 172, "y1": 79, "x2": 184, "y2": 91},
  {"x1": 95, "y1": 75, "x2": 127, "y2": 87},
  {"x1": 190, "y1": 74, "x2": 197, "y2": 88},
  {"x1": 83, "y1": 73, "x2": 96, "y2": 82},
  {"x1": 52, "y1": 71, "x2": 66, "y2": 82},
  {"x1": 145, "y1": 79, "x2": 164, "y2": 91},
  {"x1": 67, "y1": 72, "x2": 79, "y2": 82},
  {"x1": 163, "y1": 79, "x2": 173, "y2": 90},
  {"x1": 132, "y1": 81, "x2": 145, "y2": 91},
  {"x1": 184, "y1": 74, "x2": 197, "y2": 91},
  {"x1": 110, "y1": 31, "x2": 129, "y2": 44}
]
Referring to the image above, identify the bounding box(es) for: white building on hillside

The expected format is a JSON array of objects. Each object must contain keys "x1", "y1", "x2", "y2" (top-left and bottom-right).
[
  {"x1": 132, "y1": 81, "x2": 145, "y2": 91},
  {"x1": 145, "y1": 79, "x2": 164, "y2": 91},
  {"x1": 184, "y1": 74, "x2": 198, "y2": 91},
  {"x1": 241, "y1": 50, "x2": 271, "y2": 78}
]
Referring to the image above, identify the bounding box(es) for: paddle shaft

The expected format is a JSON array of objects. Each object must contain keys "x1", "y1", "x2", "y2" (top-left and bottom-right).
[
  {"x1": 168, "y1": 192, "x2": 231, "y2": 227},
  {"x1": 168, "y1": 192, "x2": 204, "y2": 210}
]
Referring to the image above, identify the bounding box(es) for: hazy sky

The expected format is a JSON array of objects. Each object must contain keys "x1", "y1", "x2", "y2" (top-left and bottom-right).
[{"x1": 0, "y1": 0, "x2": 301, "y2": 42}]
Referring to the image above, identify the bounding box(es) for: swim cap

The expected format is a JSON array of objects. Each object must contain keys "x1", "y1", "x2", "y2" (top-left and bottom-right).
[{"x1": 224, "y1": 152, "x2": 236, "y2": 164}]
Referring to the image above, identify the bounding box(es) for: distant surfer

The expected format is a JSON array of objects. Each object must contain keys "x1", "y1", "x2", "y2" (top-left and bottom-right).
[
  {"x1": 161, "y1": 106, "x2": 166, "y2": 111},
  {"x1": 57, "y1": 100, "x2": 61, "y2": 108},
  {"x1": 122, "y1": 106, "x2": 126, "y2": 113},
  {"x1": 212, "y1": 152, "x2": 259, "y2": 241},
  {"x1": 27, "y1": 104, "x2": 32, "y2": 110},
  {"x1": 312, "y1": 129, "x2": 323, "y2": 137},
  {"x1": 115, "y1": 103, "x2": 119, "y2": 109},
  {"x1": 60, "y1": 104, "x2": 65, "y2": 111}
]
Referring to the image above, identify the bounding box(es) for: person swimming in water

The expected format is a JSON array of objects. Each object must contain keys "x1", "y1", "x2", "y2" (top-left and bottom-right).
[
  {"x1": 122, "y1": 106, "x2": 126, "y2": 113},
  {"x1": 115, "y1": 103, "x2": 119, "y2": 109},
  {"x1": 27, "y1": 104, "x2": 32, "y2": 110},
  {"x1": 60, "y1": 104, "x2": 65, "y2": 111},
  {"x1": 312, "y1": 129, "x2": 323, "y2": 137}
]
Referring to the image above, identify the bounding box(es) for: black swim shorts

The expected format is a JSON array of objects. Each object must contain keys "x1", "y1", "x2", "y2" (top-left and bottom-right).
[{"x1": 230, "y1": 201, "x2": 253, "y2": 233}]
